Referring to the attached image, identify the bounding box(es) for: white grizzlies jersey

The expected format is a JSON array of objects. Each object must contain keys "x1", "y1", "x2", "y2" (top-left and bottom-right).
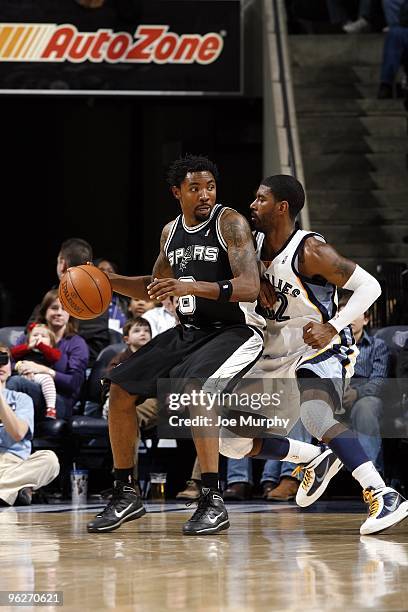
[{"x1": 254, "y1": 229, "x2": 356, "y2": 376}]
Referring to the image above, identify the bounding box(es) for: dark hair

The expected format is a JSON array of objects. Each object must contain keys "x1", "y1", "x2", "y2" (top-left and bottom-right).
[
  {"x1": 60, "y1": 238, "x2": 93, "y2": 267},
  {"x1": 261, "y1": 175, "x2": 305, "y2": 220},
  {"x1": 94, "y1": 258, "x2": 119, "y2": 274},
  {"x1": 166, "y1": 154, "x2": 219, "y2": 187},
  {"x1": 123, "y1": 317, "x2": 151, "y2": 337},
  {"x1": 37, "y1": 289, "x2": 78, "y2": 337}
]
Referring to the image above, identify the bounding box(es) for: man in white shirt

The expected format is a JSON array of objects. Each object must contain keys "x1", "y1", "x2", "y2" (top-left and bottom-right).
[{"x1": 142, "y1": 297, "x2": 179, "y2": 338}]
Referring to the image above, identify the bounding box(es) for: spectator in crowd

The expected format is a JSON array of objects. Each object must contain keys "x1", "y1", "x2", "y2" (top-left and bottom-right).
[
  {"x1": 57, "y1": 238, "x2": 110, "y2": 366},
  {"x1": 0, "y1": 345, "x2": 59, "y2": 506},
  {"x1": 327, "y1": 0, "x2": 373, "y2": 33},
  {"x1": 383, "y1": 0, "x2": 406, "y2": 26},
  {"x1": 8, "y1": 290, "x2": 89, "y2": 420},
  {"x1": 142, "y1": 297, "x2": 179, "y2": 338},
  {"x1": 377, "y1": 1, "x2": 408, "y2": 102},
  {"x1": 28, "y1": 238, "x2": 110, "y2": 367},
  {"x1": 128, "y1": 297, "x2": 155, "y2": 319},
  {"x1": 223, "y1": 418, "x2": 311, "y2": 502},
  {"x1": 102, "y1": 318, "x2": 158, "y2": 483},
  {"x1": 11, "y1": 324, "x2": 61, "y2": 419},
  {"x1": 95, "y1": 258, "x2": 129, "y2": 333},
  {"x1": 340, "y1": 296, "x2": 390, "y2": 473}
]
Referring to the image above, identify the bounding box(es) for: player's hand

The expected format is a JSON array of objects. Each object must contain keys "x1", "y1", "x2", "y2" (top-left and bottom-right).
[
  {"x1": 259, "y1": 279, "x2": 277, "y2": 309},
  {"x1": 302, "y1": 322, "x2": 338, "y2": 350},
  {"x1": 147, "y1": 278, "x2": 194, "y2": 301}
]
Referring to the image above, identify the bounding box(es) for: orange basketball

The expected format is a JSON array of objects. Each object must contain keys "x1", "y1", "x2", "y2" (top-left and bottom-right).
[{"x1": 58, "y1": 264, "x2": 112, "y2": 320}]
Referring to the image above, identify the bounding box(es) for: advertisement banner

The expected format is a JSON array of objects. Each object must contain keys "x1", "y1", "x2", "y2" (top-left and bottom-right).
[{"x1": 0, "y1": 0, "x2": 242, "y2": 95}]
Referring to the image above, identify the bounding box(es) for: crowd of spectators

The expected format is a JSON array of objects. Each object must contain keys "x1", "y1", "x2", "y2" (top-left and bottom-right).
[
  {"x1": 0, "y1": 236, "x2": 406, "y2": 505},
  {"x1": 286, "y1": 0, "x2": 408, "y2": 109}
]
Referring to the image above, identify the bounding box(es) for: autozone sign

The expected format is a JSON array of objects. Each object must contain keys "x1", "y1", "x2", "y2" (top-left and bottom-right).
[{"x1": 0, "y1": 23, "x2": 224, "y2": 65}]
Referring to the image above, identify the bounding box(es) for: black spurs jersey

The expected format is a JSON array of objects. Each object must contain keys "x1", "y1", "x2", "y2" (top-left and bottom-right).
[{"x1": 164, "y1": 204, "x2": 265, "y2": 330}]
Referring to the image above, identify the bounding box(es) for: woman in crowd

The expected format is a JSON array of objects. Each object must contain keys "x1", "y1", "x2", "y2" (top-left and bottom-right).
[{"x1": 7, "y1": 290, "x2": 89, "y2": 420}]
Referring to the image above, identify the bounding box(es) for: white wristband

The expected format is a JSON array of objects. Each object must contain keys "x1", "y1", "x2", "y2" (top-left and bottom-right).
[{"x1": 328, "y1": 265, "x2": 381, "y2": 333}]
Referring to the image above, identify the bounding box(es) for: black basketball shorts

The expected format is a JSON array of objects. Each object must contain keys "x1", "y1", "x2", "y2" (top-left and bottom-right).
[{"x1": 107, "y1": 324, "x2": 264, "y2": 398}]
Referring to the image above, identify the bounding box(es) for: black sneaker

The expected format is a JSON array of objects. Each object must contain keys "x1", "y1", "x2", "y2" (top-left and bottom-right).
[
  {"x1": 16, "y1": 487, "x2": 33, "y2": 506},
  {"x1": 183, "y1": 488, "x2": 230, "y2": 536},
  {"x1": 87, "y1": 481, "x2": 146, "y2": 533}
]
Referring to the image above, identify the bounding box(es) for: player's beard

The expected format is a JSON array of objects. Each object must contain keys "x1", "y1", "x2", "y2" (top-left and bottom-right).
[
  {"x1": 194, "y1": 211, "x2": 210, "y2": 222},
  {"x1": 194, "y1": 206, "x2": 212, "y2": 223}
]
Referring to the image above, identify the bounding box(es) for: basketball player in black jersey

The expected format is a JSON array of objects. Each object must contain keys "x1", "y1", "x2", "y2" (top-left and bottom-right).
[{"x1": 87, "y1": 154, "x2": 265, "y2": 535}]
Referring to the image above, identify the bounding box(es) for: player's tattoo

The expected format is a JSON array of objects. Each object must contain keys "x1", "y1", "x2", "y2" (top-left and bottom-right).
[
  {"x1": 333, "y1": 257, "x2": 354, "y2": 280},
  {"x1": 301, "y1": 238, "x2": 356, "y2": 286},
  {"x1": 220, "y1": 211, "x2": 259, "y2": 280}
]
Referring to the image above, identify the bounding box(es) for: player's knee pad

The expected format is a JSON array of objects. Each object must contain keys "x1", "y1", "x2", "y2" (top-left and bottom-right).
[
  {"x1": 219, "y1": 429, "x2": 253, "y2": 459},
  {"x1": 300, "y1": 399, "x2": 338, "y2": 441}
]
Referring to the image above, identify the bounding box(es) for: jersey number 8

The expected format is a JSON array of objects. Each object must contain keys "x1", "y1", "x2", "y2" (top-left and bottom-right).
[{"x1": 178, "y1": 276, "x2": 196, "y2": 315}]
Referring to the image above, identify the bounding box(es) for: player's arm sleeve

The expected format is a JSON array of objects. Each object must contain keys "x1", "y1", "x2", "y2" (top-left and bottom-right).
[
  {"x1": 328, "y1": 265, "x2": 382, "y2": 333},
  {"x1": 355, "y1": 340, "x2": 390, "y2": 399}
]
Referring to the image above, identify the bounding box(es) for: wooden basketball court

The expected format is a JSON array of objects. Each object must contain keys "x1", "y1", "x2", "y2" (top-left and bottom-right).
[{"x1": 1, "y1": 501, "x2": 407, "y2": 611}]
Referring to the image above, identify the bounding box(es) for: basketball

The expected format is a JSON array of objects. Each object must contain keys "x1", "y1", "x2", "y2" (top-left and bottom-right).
[{"x1": 58, "y1": 264, "x2": 112, "y2": 320}]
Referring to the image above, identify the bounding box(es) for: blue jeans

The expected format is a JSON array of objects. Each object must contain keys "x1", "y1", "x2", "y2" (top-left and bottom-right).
[
  {"x1": 350, "y1": 396, "x2": 383, "y2": 472},
  {"x1": 227, "y1": 419, "x2": 312, "y2": 485},
  {"x1": 383, "y1": 0, "x2": 404, "y2": 26},
  {"x1": 6, "y1": 376, "x2": 68, "y2": 420},
  {"x1": 380, "y1": 26, "x2": 408, "y2": 85},
  {"x1": 326, "y1": 0, "x2": 372, "y2": 23}
]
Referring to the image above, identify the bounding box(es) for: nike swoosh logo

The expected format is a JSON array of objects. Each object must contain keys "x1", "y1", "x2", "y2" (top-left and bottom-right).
[
  {"x1": 208, "y1": 512, "x2": 224, "y2": 524},
  {"x1": 114, "y1": 503, "x2": 134, "y2": 519},
  {"x1": 384, "y1": 497, "x2": 400, "y2": 513},
  {"x1": 314, "y1": 459, "x2": 331, "y2": 485}
]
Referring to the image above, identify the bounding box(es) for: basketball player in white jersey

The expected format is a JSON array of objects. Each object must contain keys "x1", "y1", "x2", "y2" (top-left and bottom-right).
[
  {"x1": 220, "y1": 174, "x2": 408, "y2": 535},
  {"x1": 87, "y1": 154, "x2": 265, "y2": 536}
]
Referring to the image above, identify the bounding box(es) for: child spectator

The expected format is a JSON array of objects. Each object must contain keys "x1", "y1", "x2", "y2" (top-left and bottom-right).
[
  {"x1": 8, "y1": 289, "x2": 89, "y2": 420},
  {"x1": 11, "y1": 324, "x2": 61, "y2": 420},
  {"x1": 102, "y1": 317, "x2": 152, "y2": 418}
]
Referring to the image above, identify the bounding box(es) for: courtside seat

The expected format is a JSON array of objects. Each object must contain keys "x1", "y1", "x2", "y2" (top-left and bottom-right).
[
  {"x1": 0, "y1": 326, "x2": 25, "y2": 347},
  {"x1": 68, "y1": 342, "x2": 125, "y2": 478},
  {"x1": 70, "y1": 415, "x2": 108, "y2": 436},
  {"x1": 374, "y1": 326, "x2": 408, "y2": 367},
  {"x1": 86, "y1": 341, "x2": 126, "y2": 406},
  {"x1": 32, "y1": 419, "x2": 72, "y2": 496}
]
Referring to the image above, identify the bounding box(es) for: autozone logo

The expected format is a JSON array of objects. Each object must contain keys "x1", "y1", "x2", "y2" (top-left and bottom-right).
[{"x1": 0, "y1": 23, "x2": 224, "y2": 64}]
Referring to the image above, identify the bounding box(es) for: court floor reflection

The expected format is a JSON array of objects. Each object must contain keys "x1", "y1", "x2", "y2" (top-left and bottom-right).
[{"x1": 0, "y1": 502, "x2": 407, "y2": 611}]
